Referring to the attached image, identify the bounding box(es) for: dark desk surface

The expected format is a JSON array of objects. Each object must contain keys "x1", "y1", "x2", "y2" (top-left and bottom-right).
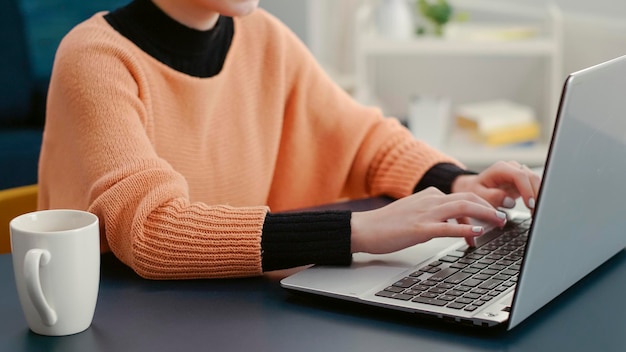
[{"x1": 2, "y1": 198, "x2": 626, "y2": 352}]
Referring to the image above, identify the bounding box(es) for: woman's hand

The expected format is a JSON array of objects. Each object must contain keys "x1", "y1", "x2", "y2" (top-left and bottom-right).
[
  {"x1": 351, "y1": 187, "x2": 507, "y2": 254},
  {"x1": 452, "y1": 160, "x2": 541, "y2": 211}
]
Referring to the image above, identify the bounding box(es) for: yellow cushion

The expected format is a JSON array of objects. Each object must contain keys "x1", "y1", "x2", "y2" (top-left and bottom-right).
[{"x1": 0, "y1": 184, "x2": 38, "y2": 254}]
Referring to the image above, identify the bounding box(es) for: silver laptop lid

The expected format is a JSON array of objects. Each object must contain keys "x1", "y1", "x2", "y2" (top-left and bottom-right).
[{"x1": 509, "y1": 55, "x2": 626, "y2": 329}]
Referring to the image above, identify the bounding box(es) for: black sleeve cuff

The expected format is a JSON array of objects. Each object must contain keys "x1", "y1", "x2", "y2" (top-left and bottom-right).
[
  {"x1": 261, "y1": 211, "x2": 353, "y2": 272},
  {"x1": 414, "y1": 163, "x2": 477, "y2": 194}
]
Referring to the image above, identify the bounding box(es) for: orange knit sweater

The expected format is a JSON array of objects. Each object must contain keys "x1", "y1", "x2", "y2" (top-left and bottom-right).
[{"x1": 38, "y1": 9, "x2": 458, "y2": 279}]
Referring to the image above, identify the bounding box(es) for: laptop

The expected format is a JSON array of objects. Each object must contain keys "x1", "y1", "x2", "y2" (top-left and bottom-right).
[{"x1": 281, "y1": 54, "x2": 626, "y2": 331}]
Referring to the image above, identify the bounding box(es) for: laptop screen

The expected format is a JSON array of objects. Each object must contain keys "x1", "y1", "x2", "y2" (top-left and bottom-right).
[{"x1": 509, "y1": 55, "x2": 626, "y2": 329}]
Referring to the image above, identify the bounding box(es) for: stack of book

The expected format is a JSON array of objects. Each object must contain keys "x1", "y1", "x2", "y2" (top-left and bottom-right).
[{"x1": 455, "y1": 100, "x2": 540, "y2": 147}]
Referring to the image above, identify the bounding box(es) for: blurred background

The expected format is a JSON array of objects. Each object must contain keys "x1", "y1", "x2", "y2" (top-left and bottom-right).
[{"x1": 2, "y1": 0, "x2": 625, "y2": 190}]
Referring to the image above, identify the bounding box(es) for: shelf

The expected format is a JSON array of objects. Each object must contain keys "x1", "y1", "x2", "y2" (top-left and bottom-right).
[
  {"x1": 359, "y1": 35, "x2": 558, "y2": 57},
  {"x1": 350, "y1": 0, "x2": 562, "y2": 169}
]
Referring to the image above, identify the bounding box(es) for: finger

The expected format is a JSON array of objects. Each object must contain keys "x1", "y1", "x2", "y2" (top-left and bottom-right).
[
  {"x1": 433, "y1": 200, "x2": 508, "y2": 228},
  {"x1": 420, "y1": 222, "x2": 487, "y2": 239},
  {"x1": 524, "y1": 164, "x2": 542, "y2": 197},
  {"x1": 476, "y1": 187, "x2": 520, "y2": 209},
  {"x1": 455, "y1": 216, "x2": 471, "y2": 225},
  {"x1": 435, "y1": 191, "x2": 494, "y2": 209},
  {"x1": 518, "y1": 164, "x2": 541, "y2": 209},
  {"x1": 489, "y1": 162, "x2": 538, "y2": 210}
]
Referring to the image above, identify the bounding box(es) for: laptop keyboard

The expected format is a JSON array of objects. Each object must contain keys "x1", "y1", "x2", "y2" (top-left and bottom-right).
[{"x1": 375, "y1": 218, "x2": 530, "y2": 312}]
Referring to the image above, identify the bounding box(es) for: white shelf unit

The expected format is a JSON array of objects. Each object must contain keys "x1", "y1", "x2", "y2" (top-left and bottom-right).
[{"x1": 353, "y1": 0, "x2": 564, "y2": 169}]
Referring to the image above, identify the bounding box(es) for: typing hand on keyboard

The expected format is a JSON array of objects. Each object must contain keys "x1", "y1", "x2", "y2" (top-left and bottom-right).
[{"x1": 375, "y1": 218, "x2": 530, "y2": 311}]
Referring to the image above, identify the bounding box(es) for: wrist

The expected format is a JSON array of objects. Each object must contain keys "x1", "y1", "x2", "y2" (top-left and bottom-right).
[
  {"x1": 350, "y1": 212, "x2": 364, "y2": 253},
  {"x1": 451, "y1": 174, "x2": 475, "y2": 193}
]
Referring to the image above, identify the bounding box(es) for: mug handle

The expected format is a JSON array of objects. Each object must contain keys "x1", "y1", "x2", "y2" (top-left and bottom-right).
[{"x1": 24, "y1": 249, "x2": 58, "y2": 326}]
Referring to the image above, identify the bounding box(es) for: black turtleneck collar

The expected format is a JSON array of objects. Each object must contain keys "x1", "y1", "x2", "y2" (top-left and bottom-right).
[{"x1": 104, "y1": 0, "x2": 234, "y2": 78}]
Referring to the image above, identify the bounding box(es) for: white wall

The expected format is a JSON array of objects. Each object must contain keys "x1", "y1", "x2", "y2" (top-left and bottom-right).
[
  {"x1": 259, "y1": 0, "x2": 308, "y2": 41},
  {"x1": 261, "y1": 0, "x2": 626, "y2": 75},
  {"x1": 499, "y1": 0, "x2": 626, "y2": 20}
]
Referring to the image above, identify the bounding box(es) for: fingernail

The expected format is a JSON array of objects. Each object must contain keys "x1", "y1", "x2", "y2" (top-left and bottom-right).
[
  {"x1": 496, "y1": 210, "x2": 507, "y2": 219},
  {"x1": 472, "y1": 226, "x2": 484, "y2": 233},
  {"x1": 503, "y1": 197, "x2": 516, "y2": 208},
  {"x1": 528, "y1": 198, "x2": 536, "y2": 209}
]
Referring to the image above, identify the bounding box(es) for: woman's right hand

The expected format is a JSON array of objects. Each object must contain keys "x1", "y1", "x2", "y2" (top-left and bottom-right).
[{"x1": 350, "y1": 187, "x2": 507, "y2": 254}]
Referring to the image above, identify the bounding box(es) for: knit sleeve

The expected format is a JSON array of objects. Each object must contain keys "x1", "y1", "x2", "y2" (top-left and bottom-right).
[
  {"x1": 261, "y1": 211, "x2": 352, "y2": 271},
  {"x1": 265, "y1": 11, "x2": 462, "y2": 202},
  {"x1": 414, "y1": 163, "x2": 478, "y2": 194}
]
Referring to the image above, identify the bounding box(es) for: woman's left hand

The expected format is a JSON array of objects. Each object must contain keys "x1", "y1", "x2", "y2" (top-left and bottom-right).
[{"x1": 452, "y1": 160, "x2": 542, "y2": 211}]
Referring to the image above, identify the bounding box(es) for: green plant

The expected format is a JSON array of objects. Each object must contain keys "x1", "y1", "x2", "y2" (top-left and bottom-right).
[{"x1": 416, "y1": 0, "x2": 466, "y2": 36}]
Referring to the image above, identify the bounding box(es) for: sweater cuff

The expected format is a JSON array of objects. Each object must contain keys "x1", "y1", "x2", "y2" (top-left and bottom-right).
[
  {"x1": 261, "y1": 211, "x2": 353, "y2": 272},
  {"x1": 414, "y1": 163, "x2": 477, "y2": 194}
]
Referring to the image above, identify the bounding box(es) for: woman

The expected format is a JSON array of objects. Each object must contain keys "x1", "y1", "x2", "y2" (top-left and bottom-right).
[{"x1": 38, "y1": 0, "x2": 540, "y2": 279}]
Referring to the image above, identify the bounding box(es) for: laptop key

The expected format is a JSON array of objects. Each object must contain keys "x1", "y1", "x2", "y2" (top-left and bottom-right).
[
  {"x1": 478, "y1": 279, "x2": 502, "y2": 290},
  {"x1": 404, "y1": 289, "x2": 421, "y2": 296},
  {"x1": 501, "y1": 269, "x2": 519, "y2": 276},
  {"x1": 447, "y1": 302, "x2": 467, "y2": 310},
  {"x1": 449, "y1": 263, "x2": 468, "y2": 269},
  {"x1": 393, "y1": 277, "x2": 420, "y2": 288},
  {"x1": 455, "y1": 297, "x2": 474, "y2": 305},
  {"x1": 438, "y1": 295, "x2": 456, "y2": 301},
  {"x1": 480, "y1": 269, "x2": 499, "y2": 276},
  {"x1": 428, "y1": 267, "x2": 459, "y2": 282},
  {"x1": 428, "y1": 287, "x2": 447, "y2": 294},
  {"x1": 472, "y1": 274, "x2": 491, "y2": 281},
  {"x1": 444, "y1": 272, "x2": 472, "y2": 284},
  {"x1": 390, "y1": 293, "x2": 413, "y2": 301},
  {"x1": 375, "y1": 291, "x2": 414, "y2": 301},
  {"x1": 462, "y1": 268, "x2": 480, "y2": 274},
  {"x1": 425, "y1": 267, "x2": 442, "y2": 273},
  {"x1": 420, "y1": 280, "x2": 438, "y2": 286},
  {"x1": 459, "y1": 278, "x2": 482, "y2": 287},
  {"x1": 382, "y1": 286, "x2": 404, "y2": 293},
  {"x1": 439, "y1": 255, "x2": 460, "y2": 263},
  {"x1": 375, "y1": 290, "x2": 395, "y2": 298},
  {"x1": 489, "y1": 264, "x2": 507, "y2": 271},
  {"x1": 446, "y1": 290, "x2": 464, "y2": 297},
  {"x1": 413, "y1": 285, "x2": 430, "y2": 291},
  {"x1": 463, "y1": 293, "x2": 481, "y2": 299},
  {"x1": 458, "y1": 258, "x2": 476, "y2": 265},
  {"x1": 471, "y1": 288, "x2": 489, "y2": 295},
  {"x1": 412, "y1": 296, "x2": 448, "y2": 306}
]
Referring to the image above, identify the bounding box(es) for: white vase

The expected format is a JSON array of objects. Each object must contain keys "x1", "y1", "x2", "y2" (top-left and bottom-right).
[
  {"x1": 377, "y1": 0, "x2": 414, "y2": 40},
  {"x1": 407, "y1": 95, "x2": 451, "y2": 149}
]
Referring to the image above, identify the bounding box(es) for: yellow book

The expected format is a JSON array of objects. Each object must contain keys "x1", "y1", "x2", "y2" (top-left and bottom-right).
[
  {"x1": 456, "y1": 100, "x2": 536, "y2": 134},
  {"x1": 475, "y1": 121, "x2": 540, "y2": 147}
]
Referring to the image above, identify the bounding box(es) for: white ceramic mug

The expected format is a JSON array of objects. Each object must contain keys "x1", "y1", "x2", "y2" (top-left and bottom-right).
[{"x1": 10, "y1": 209, "x2": 100, "y2": 336}]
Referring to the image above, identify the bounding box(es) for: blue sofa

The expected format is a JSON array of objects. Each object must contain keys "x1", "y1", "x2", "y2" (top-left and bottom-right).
[
  {"x1": 1, "y1": 0, "x2": 126, "y2": 190},
  {"x1": 0, "y1": 0, "x2": 44, "y2": 189}
]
